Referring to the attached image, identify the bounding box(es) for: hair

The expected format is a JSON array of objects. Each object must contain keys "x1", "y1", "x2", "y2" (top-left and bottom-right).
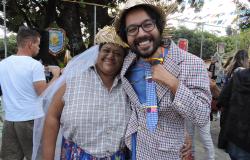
[
  {"x1": 226, "y1": 49, "x2": 249, "y2": 77},
  {"x1": 99, "y1": 43, "x2": 105, "y2": 51},
  {"x1": 223, "y1": 56, "x2": 233, "y2": 69},
  {"x1": 118, "y1": 5, "x2": 165, "y2": 43},
  {"x1": 16, "y1": 26, "x2": 40, "y2": 48}
]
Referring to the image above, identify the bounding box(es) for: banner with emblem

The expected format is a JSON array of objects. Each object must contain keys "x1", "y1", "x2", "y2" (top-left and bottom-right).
[
  {"x1": 47, "y1": 28, "x2": 66, "y2": 56},
  {"x1": 178, "y1": 38, "x2": 188, "y2": 51}
]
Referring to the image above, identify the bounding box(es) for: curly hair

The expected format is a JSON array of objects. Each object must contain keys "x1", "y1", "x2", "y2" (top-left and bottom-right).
[{"x1": 117, "y1": 5, "x2": 165, "y2": 43}]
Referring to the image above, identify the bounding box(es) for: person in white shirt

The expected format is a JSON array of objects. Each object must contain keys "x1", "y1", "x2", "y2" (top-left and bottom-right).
[{"x1": 0, "y1": 26, "x2": 60, "y2": 160}]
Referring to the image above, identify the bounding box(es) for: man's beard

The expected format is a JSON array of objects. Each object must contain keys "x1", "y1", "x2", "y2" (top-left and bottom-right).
[{"x1": 130, "y1": 35, "x2": 161, "y2": 58}]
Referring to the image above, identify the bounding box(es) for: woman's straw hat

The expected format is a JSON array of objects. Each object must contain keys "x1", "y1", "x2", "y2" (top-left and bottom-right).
[{"x1": 95, "y1": 26, "x2": 129, "y2": 48}]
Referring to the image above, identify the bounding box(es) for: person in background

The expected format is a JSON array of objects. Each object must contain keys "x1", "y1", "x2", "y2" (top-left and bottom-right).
[
  {"x1": 185, "y1": 121, "x2": 215, "y2": 160},
  {"x1": 209, "y1": 76, "x2": 221, "y2": 99},
  {"x1": 208, "y1": 56, "x2": 219, "y2": 80},
  {"x1": 217, "y1": 49, "x2": 249, "y2": 152},
  {"x1": 114, "y1": 0, "x2": 211, "y2": 159},
  {"x1": 184, "y1": 72, "x2": 216, "y2": 160},
  {"x1": 208, "y1": 55, "x2": 224, "y2": 121},
  {"x1": 222, "y1": 56, "x2": 233, "y2": 72},
  {"x1": 0, "y1": 26, "x2": 60, "y2": 160},
  {"x1": 224, "y1": 49, "x2": 249, "y2": 84},
  {"x1": 217, "y1": 53, "x2": 250, "y2": 159}
]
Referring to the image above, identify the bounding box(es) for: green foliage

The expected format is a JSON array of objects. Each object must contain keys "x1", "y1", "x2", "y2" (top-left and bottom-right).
[
  {"x1": 220, "y1": 36, "x2": 234, "y2": 54},
  {"x1": 234, "y1": 1, "x2": 250, "y2": 31},
  {"x1": 0, "y1": 34, "x2": 17, "y2": 56},
  {"x1": 172, "y1": 26, "x2": 249, "y2": 60},
  {"x1": 172, "y1": 26, "x2": 218, "y2": 59},
  {"x1": 222, "y1": 28, "x2": 250, "y2": 57},
  {"x1": 237, "y1": 29, "x2": 250, "y2": 50}
]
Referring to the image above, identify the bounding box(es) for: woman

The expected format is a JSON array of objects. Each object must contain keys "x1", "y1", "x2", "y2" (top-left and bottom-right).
[
  {"x1": 217, "y1": 51, "x2": 250, "y2": 159},
  {"x1": 42, "y1": 26, "x2": 131, "y2": 160},
  {"x1": 224, "y1": 49, "x2": 249, "y2": 83},
  {"x1": 217, "y1": 49, "x2": 249, "y2": 150}
]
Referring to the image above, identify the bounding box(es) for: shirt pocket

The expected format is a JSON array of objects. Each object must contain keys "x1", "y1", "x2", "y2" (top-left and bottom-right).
[
  {"x1": 158, "y1": 95, "x2": 174, "y2": 112},
  {"x1": 157, "y1": 136, "x2": 182, "y2": 153}
]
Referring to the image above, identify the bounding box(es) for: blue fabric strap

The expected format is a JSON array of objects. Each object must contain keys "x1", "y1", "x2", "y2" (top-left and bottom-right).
[
  {"x1": 144, "y1": 48, "x2": 168, "y2": 132},
  {"x1": 131, "y1": 133, "x2": 137, "y2": 160},
  {"x1": 144, "y1": 61, "x2": 158, "y2": 132},
  {"x1": 131, "y1": 48, "x2": 168, "y2": 159}
]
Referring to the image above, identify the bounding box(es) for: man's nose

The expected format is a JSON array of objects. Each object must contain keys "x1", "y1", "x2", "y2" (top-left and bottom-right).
[{"x1": 137, "y1": 26, "x2": 147, "y2": 36}]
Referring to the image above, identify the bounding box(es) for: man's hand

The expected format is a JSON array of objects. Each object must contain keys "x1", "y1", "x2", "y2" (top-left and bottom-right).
[
  {"x1": 181, "y1": 133, "x2": 192, "y2": 160},
  {"x1": 151, "y1": 64, "x2": 179, "y2": 94}
]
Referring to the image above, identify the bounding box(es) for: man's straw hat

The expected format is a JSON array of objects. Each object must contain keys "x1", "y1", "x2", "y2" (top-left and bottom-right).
[
  {"x1": 95, "y1": 26, "x2": 129, "y2": 48},
  {"x1": 113, "y1": 0, "x2": 177, "y2": 35}
]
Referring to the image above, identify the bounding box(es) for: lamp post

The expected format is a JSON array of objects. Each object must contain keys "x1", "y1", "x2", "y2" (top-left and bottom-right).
[
  {"x1": 2, "y1": 0, "x2": 7, "y2": 58},
  {"x1": 200, "y1": 23, "x2": 204, "y2": 59},
  {"x1": 94, "y1": 5, "x2": 96, "y2": 44}
]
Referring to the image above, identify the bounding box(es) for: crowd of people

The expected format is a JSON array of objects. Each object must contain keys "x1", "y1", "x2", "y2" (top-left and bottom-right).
[{"x1": 0, "y1": 0, "x2": 249, "y2": 160}]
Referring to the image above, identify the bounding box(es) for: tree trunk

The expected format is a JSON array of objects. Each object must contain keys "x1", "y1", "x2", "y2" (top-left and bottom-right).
[
  {"x1": 44, "y1": 0, "x2": 58, "y2": 28},
  {"x1": 58, "y1": 2, "x2": 85, "y2": 56}
]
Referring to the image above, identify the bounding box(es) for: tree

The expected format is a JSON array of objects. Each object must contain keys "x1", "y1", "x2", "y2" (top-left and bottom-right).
[
  {"x1": 220, "y1": 36, "x2": 234, "y2": 54},
  {"x1": 0, "y1": 0, "x2": 212, "y2": 64},
  {"x1": 234, "y1": 0, "x2": 250, "y2": 31},
  {"x1": 177, "y1": 0, "x2": 205, "y2": 12},
  {"x1": 235, "y1": 28, "x2": 250, "y2": 50},
  {"x1": 0, "y1": 0, "x2": 85, "y2": 65},
  {"x1": 0, "y1": 34, "x2": 16, "y2": 57},
  {"x1": 0, "y1": 0, "x2": 125, "y2": 64},
  {"x1": 172, "y1": 26, "x2": 219, "y2": 59}
]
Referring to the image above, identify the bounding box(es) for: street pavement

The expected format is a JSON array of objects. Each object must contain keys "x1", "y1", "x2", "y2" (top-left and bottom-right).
[{"x1": 194, "y1": 117, "x2": 231, "y2": 160}]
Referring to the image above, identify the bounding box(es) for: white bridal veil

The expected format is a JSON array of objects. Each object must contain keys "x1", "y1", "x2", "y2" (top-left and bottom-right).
[{"x1": 32, "y1": 45, "x2": 100, "y2": 160}]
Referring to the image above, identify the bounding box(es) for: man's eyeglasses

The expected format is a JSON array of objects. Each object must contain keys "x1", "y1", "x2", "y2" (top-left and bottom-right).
[{"x1": 126, "y1": 19, "x2": 156, "y2": 36}]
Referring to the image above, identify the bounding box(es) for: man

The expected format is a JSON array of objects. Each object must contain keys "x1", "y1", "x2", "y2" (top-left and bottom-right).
[
  {"x1": 114, "y1": 0, "x2": 211, "y2": 159},
  {"x1": 0, "y1": 27, "x2": 60, "y2": 160}
]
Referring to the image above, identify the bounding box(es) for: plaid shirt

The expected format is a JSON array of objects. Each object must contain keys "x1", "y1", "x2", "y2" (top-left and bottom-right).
[
  {"x1": 61, "y1": 66, "x2": 131, "y2": 158},
  {"x1": 121, "y1": 41, "x2": 212, "y2": 160}
]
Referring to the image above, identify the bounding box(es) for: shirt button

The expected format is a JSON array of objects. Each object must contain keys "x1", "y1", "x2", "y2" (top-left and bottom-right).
[
  {"x1": 176, "y1": 102, "x2": 182, "y2": 107},
  {"x1": 138, "y1": 126, "x2": 141, "y2": 130}
]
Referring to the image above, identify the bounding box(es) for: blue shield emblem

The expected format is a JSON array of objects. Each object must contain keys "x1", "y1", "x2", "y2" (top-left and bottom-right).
[{"x1": 48, "y1": 28, "x2": 65, "y2": 56}]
